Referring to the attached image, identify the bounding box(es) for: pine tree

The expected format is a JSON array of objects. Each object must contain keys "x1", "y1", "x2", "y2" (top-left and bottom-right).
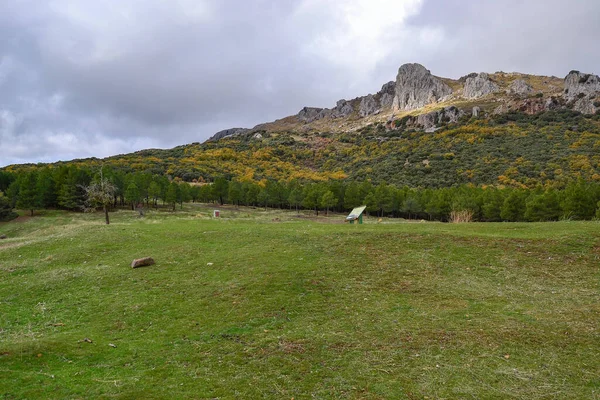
[
  {"x1": 16, "y1": 171, "x2": 38, "y2": 216},
  {"x1": 165, "y1": 182, "x2": 178, "y2": 211},
  {"x1": 124, "y1": 182, "x2": 141, "y2": 210},
  {"x1": 320, "y1": 190, "x2": 337, "y2": 216},
  {"x1": 343, "y1": 182, "x2": 361, "y2": 210}
]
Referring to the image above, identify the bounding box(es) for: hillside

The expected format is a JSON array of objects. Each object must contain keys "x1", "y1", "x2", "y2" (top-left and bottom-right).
[{"x1": 3, "y1": 64, "x2": 600, "y2": 188}]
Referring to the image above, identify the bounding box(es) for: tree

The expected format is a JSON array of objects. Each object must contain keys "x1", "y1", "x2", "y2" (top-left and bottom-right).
[
  {"x1": 402, "y1": 195, "x2": 421, "y2": 220},
  {"x1": 257, "y1": 187, "x2": 270, "y2": 211},
  {"x1": 373, "y1": 183, "x2": 393, "y2": 217},
  {"x1": 500, "y1": 190, "x2": 526, "y2": 221},
  {"x1": 16, "y1": 171, "x2": 38, "y2": 216},
  {"x1": 228, "y1": 181, "x2": 242, "y2": 208},
  {"x1": 124, "y1": 182, "x2": 141, "y2": 210},
  {"x1": 320, "y1": 190, "x2": 337, "y2": 216},
  {"x1": 212, "y1": 177, "x2": 229, "y2": 205},
  {"x1": 165, "y1": 182, "x2": 178, "y2": 211},
  {"x1": 36, "y1": 168, "x2": 57, "y2": 209},
  {"x1": 288, "y1": 188, "x2": 303, "y2": 213},
  {"x1": 481, "y1": 188, "x2": 504, "y2": 222},
  {"x1": 84, "y1": 171, "x2": 116, "y2": 224},
  {"x1": 343, "y1": 182, "x2": 361, "y2": 210},
  {"x1": 561, "y1": 180, "x2": 597, "y2": 220},
  {"x1": 58, "y1": 167, "x2": 90, "y2": 210},
  {"x1": 189, "y1": 185, "x2": 201, "y2": 203},
  {"x1": 0, "y1": 192, "x2": 17, "y2": 221},
  {"x1": 0, "y1": 171, "x2": 15, "y2": 193},
  {"x1": 243, "y1": 183, "x2": 260, "y2": 206},
  {"x1": 302, "y1": 184, "x2": 322, "y2": 215},
  {"x1": 179, "y1": 183, "x2": 192, "y2": 209},
  {"x1": 148, "y1": 181, "x2": 162, "y2": 208},
  {"x1": 524, "y1": 189, "x2": 561, "y2": 221}
]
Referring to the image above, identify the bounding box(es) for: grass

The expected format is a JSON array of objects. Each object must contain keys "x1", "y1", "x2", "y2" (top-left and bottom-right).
[{"x1": 1, "y1": 205, "x2": 599, "y2": 399}]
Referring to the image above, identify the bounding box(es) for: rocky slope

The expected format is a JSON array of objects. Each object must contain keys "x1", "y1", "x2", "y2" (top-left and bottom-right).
[{"x1": 209, "y1": 63, "x2": 599, "y2": 141}]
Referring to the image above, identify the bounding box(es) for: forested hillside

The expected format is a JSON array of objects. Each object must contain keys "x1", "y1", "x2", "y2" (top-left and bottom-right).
[
  {"x1": 2, "y1": 110, "x2": 600, "y2": 222},
  {"x1": 4, "y1": 110, "x2": 600, "y2": 188}
]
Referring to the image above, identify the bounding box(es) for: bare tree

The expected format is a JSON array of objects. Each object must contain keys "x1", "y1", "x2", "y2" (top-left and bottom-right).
[{"x1": 83, "y1": 169, "x2": 116, "y2": 224}]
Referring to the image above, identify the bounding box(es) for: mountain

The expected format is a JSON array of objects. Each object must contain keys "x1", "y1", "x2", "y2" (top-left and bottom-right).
[
  {"x1": 208, "y1": 63, "x2": 599, "y2": 140},
  {"x1": 4, "y1": 64, "x2": 600, "y2": 188}
]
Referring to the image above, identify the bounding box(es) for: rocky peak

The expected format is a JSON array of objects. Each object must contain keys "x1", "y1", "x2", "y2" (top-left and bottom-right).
[
  {"x1": 463, "y1": 73, "x2": 500, "y2": 99},
  {"x1": 392, "y1": 63, "x2": 453, "y2": 111}
]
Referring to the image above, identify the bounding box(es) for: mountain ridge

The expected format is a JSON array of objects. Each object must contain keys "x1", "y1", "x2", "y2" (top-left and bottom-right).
[{"x1": 208, "y1": 63, "x2": 597, "y2": 141}]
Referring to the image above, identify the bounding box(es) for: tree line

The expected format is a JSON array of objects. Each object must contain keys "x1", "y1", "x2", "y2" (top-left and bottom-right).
[{"x1": 2, "y1": 167, "x2": 600, "y2": 222}]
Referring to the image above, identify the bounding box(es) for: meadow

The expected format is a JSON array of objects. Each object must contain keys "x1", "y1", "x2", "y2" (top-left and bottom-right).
[{"x1": 0, "y1": 205, "x2": 599, "y2": 399}]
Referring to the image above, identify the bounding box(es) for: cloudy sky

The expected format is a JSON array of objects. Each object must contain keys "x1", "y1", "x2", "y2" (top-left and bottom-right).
[{"x1": 1, "y1": 0, "x2": 599, "y2": 166}]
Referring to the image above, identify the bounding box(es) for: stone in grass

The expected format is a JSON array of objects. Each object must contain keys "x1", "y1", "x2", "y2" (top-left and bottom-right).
[
  {"x1": 0, "y1": 234, "x2": 6, "y2": 240},
  {"x1": 131, "y1": 257, "x2": 155, "y2": 269}
]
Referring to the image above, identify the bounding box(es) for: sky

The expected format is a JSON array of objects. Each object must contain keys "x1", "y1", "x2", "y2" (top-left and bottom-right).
[{"x1": 1, "y1": 0, "x2": 599, "y2": 167}]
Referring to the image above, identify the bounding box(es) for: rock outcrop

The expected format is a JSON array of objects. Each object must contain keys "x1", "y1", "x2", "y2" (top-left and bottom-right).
[
  {"x1": 208, "y1": 128, "x2": 250, "y2": 141},
  {"x1": 332, "y1": 99, "x2": 354, "y2": 118},
  {"x1": 298, "y1": 107, "x2": 326, "y2": 123},
  {"x1": 508, "y1": 79, "x2": 533, "y2": 96},
  {"x1": 472, "y1": 106, "x2": 481, "y2": 117},
  {"x1": 573, "y1": 97, "x2": 597, "y2": 114},
  {"x1": 359, "y1": 94, "x2": 378, "y2": 117},
  {"x1": 377, "y1": 81, "x2": 396, "y2": 108},
  {"x1": 564, "y1": 71, "x2": 600, "y2": 100},
  {"x1": 564, "y1": 70, "x2": 599, "y2": 114},
  {"x1": 463, "y1": 73, "x2": 500, "y2": 99},
  {"x1": 392, "y1": 63, "x2": 453, "y2": 111},
  {"x1": 400, "y1": 106, "x2": 465, "y2": 130}
]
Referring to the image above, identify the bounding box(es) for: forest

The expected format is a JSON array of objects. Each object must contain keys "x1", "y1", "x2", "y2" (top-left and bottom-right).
[{"x1": 1, "y1": 165, "x2": 599, "y2": 223}]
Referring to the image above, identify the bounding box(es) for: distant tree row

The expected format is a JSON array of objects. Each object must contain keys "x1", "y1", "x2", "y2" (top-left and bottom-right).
[{"x1": 3, "y1": 166, "x2": 600, "y2": 222}]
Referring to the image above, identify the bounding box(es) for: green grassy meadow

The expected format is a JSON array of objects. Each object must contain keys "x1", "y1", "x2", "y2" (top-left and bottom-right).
[{"x1": 1, "y1": 205, "x2": 599, "y2": 399}]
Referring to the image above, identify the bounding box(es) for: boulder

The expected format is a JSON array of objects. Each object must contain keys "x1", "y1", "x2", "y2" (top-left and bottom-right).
[
  {"x1": 131, "y1": 257, "x2": 155, "y2": 269},
  {"x1": 359, "y1": 94, "x2": 378, "y2": 117},
  {"x1": 463, "y1": 73, "x2": 500, "y2": 99},
  {"x1": 472, "y1": 106, "x2": 481, "y2": 117},
  {"x1": 0, "y1": 234, "x2": 6, "y2": 239},
  {"x1": 392, "y1": 63, "x2": 453, "y2": 111},
  {"x1": 441, "y1": 106, "x2": 465, "y2": 123},
  {"x1": 508, "y1": 79, "x2": 533, "y2": 96},
  {"x1": 417, "y1": 111, "x2": 438, "y2": 129}
]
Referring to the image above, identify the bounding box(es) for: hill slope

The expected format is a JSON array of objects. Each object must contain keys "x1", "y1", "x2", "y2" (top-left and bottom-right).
[{"x1": 3, "y1": 64, "x2": 600, "y2": 188}]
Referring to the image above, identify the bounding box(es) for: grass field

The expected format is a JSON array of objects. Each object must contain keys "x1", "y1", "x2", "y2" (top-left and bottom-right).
[{"x1": 1, "y1": 205, "x2": 599, "y2": 399}]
